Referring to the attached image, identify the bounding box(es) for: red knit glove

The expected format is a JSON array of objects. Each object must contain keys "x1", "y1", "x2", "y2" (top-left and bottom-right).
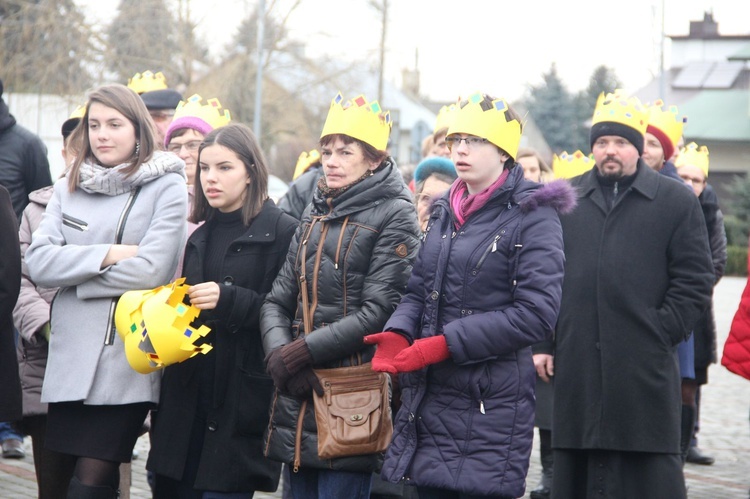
[
  {"x1": 363, "y1": 331, "x2": 411, "y2": 374},
  {"x1": 388, "y1": 335, "x2": 450, "y2": 373}
]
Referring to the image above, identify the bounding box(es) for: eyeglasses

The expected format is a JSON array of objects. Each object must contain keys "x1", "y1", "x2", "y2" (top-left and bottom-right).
[
  {"x1": 444, "y1": 136, "x2": 489, "y2": 149},
  {"x1": 167, "y1": 140, "x2": 202, "y2": 154}
]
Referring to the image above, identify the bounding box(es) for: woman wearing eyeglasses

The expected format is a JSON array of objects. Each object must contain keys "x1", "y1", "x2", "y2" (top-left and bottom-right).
[{"x1": 365, "y1": 93, "x2": 576, "y2": 498}]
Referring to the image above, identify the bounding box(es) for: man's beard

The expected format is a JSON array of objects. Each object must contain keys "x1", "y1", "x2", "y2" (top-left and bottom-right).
[{"x1": 598, "y1": 157, "x2": 625, "y2": 180}]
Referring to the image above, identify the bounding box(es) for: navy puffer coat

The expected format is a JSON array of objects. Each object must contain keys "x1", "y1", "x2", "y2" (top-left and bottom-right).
[{"x1": 380, "y1": 166, "x2": 575, "y2": 497}]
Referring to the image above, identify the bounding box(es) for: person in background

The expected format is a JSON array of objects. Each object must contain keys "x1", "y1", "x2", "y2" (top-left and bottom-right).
[
  {"x1": 25, "y1": 84, "x2": 188, "y2": 498},
  {"x1": 261, "y1": 92, "x2": 420, "y2": 499},
  {"x1": 0, "y1": 184, "x2": 22, "y2": 460},
  {"x1": 369, "y1": 92, "x2": 574, "y2": 499},
  {"x1": 0, "y1": 77, "x2": 53, "y2": 460},
  {"x1": 675, "y1": 143, "x2": 727, "y2": 466},
  {"x1": 429, "y1": 104, "x2": 457, "y2": 159},
  {"x1": 148, "y1": 123, "x2": 295, "y2": 498},
  {"x1": 517, "y1": 147, "x2": 553, "y2": 184},
  {"x1": 10, "y1": 110, "x2": 84, "y2": 497},
  {"x1": 412, "y1": 156, "x2": 456, "y2": 232},
  {"x1": 551, "y1": 90, "x2": 714, "y2": 498},
  {"x1": 277, "y1": 148, "x2": 322, "y2": 220},
  {"x1": 127, "y1": 70, "x2": 183, "y2": 147}
]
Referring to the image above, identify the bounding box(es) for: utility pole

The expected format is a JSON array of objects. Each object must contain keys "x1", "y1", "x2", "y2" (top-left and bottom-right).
[
  {"x1": 254, "y1": 0, "x2": 266, "y2": 143},
  {"x1": 377, "y1": 0, "x2": 388, "y2": 103}
]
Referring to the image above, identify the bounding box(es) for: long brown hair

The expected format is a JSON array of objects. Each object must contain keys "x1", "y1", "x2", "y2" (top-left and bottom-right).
[
  {"x1": 190, "y1": 123, "x2": 269, "y2": 226},
  {"x1": 67, "y1": 84, "x2": 158, "y2": 192}
]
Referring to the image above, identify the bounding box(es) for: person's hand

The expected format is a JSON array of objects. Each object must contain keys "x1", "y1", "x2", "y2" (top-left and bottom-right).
[
  {"x1": 187, "y1": 282, "x2": 221, "y2": 310},
  {"x1": 264, "y1": 339, "x2": 313, "y2": 389},
  {"x1": 101, "y1": 244, "x2": 138, "y2": 268},
  {"x1": 384, "y1": 335, "x2": 450, "y2": 373},
  {"x1": 363, "y1": 332, "x2": 410, "y2": 374},
  {"x1": 533, "y1": 353, "x2": 554, "y2": 383},
  {"x1": 285, "y1": 366, "x2": 324, "y2": 398}
]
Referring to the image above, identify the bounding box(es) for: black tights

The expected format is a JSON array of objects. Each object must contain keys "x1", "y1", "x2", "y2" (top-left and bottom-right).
[{"x1": 74, "y1": 457, "x2": 120, "y2": 489}]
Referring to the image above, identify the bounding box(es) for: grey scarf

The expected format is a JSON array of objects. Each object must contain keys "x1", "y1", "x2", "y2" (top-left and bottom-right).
[{"x1": 77, "y1": 151, "x2": 186, "y2": 196}]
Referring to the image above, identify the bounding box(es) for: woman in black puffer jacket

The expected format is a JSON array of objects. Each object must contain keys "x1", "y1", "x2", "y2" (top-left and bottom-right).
[{"x1": 261, "y1": 93, "x2": 421, "y2": 499}]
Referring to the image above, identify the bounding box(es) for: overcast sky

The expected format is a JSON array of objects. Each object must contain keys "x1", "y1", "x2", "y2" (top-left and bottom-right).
[{"x1": 77, "y1": 0, "x2": 750, "y2": 103}]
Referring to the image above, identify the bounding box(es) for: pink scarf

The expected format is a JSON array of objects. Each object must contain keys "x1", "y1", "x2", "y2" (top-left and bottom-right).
[{"x1": 449, "y1": 169, "x2": 510, "y2": 228}]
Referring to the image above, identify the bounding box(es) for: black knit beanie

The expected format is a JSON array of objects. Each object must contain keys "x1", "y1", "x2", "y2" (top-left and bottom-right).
[{"x1": 590, "y1": 121, "x2": 644, "y2": 156}]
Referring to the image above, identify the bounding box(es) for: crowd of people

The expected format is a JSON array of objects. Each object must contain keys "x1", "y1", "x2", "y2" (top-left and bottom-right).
[{"x1": 0, "y1": 70, "x2": 744, "y2": 499}]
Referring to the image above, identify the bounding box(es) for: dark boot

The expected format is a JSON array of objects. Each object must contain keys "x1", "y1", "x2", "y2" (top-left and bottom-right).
[
  {"x1": 67, "y1": 476, "x2": 119, "y2": 499},
  {"x1": 530, "y1": 429, "x2": 553, "y2": 499},
  {"x1": 680, "y1": 404, "x2": 695, "y2": 464}
]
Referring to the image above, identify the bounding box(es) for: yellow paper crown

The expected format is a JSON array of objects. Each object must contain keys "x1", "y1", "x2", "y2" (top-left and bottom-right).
[
  {"x1": 69, "y1": 105, "x2": 86, "y2": 120},
  {"x1": 293, "y1": 149, "x2": 321, "y2": 180},
  {"x1": 446, "y1": 92, "x2": 523, "y2": 159},
  {"x1": 115, "y1": 278, "x2": 212, "y2": 374},
  {"x1": 646, "y1": 99, "x2": 686, "y2": 151},
  {"x1": 127, "y1": 70, "x2": 168, "y2": 95},
  {"x1": 320, "y1": 92, "x2": 392, "y2": 151},
  {"x1": 173, "y1": 94, "x2": 232, "y2": 129},
  {"x1": 675, "y1": 142, "x2": 709, "y2": 177},
  {"x1": 552, "y1": 150, "x2": 596, "y2": 179},
  {"x1": 591, "y1": 89, "x2": 648, "y2": 136},
  {"x1": 433, "y1": 104, "x2": 458, "y2": 135}
]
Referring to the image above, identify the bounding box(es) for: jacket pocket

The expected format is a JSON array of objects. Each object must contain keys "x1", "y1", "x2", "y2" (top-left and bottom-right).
[
  {"x1": 471, "y1": 233, "x2": 503, "y2": 276},
  {"x1": 236, "y1": 371, "x2": 275, "y2": 437},
  {"x1": 62, "y1": 213, "x2": 89, "y2": 231}
]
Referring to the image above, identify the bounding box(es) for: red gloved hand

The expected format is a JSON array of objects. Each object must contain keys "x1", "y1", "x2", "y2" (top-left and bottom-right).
[
  {"x1": 388, "y1": 335, "x2": 450, "y2": 373},
  {"x1": 363, "y1": 331, "x2": 411, "y2": 374}
]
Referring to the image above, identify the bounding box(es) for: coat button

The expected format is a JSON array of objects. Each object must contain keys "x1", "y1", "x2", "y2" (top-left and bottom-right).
[
  {"x1": 408, "y1": 412, "x2": 415, "y2": 422},
  {"x1": 208, "y1": 420, "x2": 218, "y2": 431},
  {"x1": 430, "y1": 291, "x2": 439, "y2": 301},
  {"x1": 595, "y1": 342, "x2": 600, "y2": 350},
  {"x1": 223, "y1": 276, "x2": 234, "y2": 286}
]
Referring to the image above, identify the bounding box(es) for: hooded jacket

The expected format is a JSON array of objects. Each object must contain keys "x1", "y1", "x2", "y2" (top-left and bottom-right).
[
  {"x1": 261, "y1": 158, "x2": 421, "y2": 472},
  {"x1": 380, "y1": 166, "x2": 575, "y2": 498}
]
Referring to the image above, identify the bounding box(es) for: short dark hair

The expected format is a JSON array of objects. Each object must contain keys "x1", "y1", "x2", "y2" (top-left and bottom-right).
[
  {"x1": 319, "y1": 133, "x2": 388, "y2": 165},
  {"x1": 191, "y1": 123, "x2": 269, "y2": 226},
  {"x1": 67, "y1": 84, "x2": 158, "y2": 192}
]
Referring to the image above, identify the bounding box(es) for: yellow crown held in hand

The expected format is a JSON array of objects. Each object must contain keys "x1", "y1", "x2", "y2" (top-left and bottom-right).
[
  {"x1": 675, "y1": 142, "x2": 709, "y2": 177},
  {"x1": 591, "y1": 89, "x2": 648, "y2": 136},
  {"x1": 320, "y1": 93, "x2": 392, "y2": 151},
  {"x1": 433, "y1": 103, "x2": 458, "y2": 135},
  {"x1": 115, "y1": 278, "x2": 212, "y2": 374},
  {"x1": 293, "y1": 149, "x2": 321, "y2": 180},
  {"x1": 646, "y1": 100, "x2": 686, "y2": 150},
  {"x1": 553, "y1": 150, "x2": 595, "y2": 179},
  {"x1": 174, "y1": 94, "x2": 232, "y2": 129},
  {"x1": 447, "y1": 92, "x2": 522, "y2": 160},
  {"x1": 127, "y1": 70, "x2": 169, "y2": 95}
]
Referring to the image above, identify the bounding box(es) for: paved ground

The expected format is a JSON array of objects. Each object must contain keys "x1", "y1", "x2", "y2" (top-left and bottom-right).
[{"x1": 2, "y1": 277, "x2": 749, "y2": 498}]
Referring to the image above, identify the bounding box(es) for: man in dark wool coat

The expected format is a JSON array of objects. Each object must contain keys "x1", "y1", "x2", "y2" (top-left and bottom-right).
[{"x1": 551, "y1": 90, "x2": 714, "y2": 499}]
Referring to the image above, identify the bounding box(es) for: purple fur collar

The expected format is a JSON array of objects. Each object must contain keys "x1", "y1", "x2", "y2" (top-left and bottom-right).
[{"x1": 519, "y1": 179, "x2": 577, "y2": 214}]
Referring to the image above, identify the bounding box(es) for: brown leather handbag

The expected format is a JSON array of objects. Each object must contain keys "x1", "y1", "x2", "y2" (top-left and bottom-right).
[
  {"x1": 312, "y1": 363, "x2": 393, "y2": 459},
  {"x1": 296, "y1": 218, "x2": 393, "y2": 460}
]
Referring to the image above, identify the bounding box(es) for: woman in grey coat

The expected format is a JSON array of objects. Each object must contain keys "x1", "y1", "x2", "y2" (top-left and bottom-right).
[{"x1": 26, "y1": 84, "x2": 188, "y2": 499}]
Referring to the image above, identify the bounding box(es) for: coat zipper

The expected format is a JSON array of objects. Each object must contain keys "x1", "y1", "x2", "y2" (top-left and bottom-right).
[
  {"x1": 293, "y1": 399, "x2": 307, "y2": 472},
  {"x1": 104, "y1": 187, "x2": 142, "y2": 346},
  {"x1": 472, "y1": 234, "x2": 502, "y2": 274}
]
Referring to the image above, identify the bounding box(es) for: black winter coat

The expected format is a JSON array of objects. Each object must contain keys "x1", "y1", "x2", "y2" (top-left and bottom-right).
[
  {"x1": 261, "y1": 159, "x2": 421, "y2": 472},
  {"x1": 277, "y1": 165, "x2": 323, "y2": 220},
  {"x1": 147, "y1": 200, "x2": 297, "y2": 493},
  {"x1": 0, "y1": 99, "x2": 51, "y2": 220},
  {"x1": 0, "y1": 185, "x2": 22, "y2": 421},
  {"x1": 553, "y1": 163, "x2": 714, "y2": 454}
]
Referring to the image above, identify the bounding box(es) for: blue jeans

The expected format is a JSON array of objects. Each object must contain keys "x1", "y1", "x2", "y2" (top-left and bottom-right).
[
  {"x1": 0, "y1": 421, "x2": 23, "y2": 441},
  {"x1": 288, "y1": 467, "x2": 371, "y2": 499}
]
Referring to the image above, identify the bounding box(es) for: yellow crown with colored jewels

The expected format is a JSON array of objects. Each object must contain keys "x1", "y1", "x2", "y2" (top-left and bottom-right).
[
  {"x1": 447, "y1": 92, "x2": 523, "y2": 159},
  {"x1": 433, "y1": 103, "x2": 458, "y2": 135},
  {"x1": 591, "y1": 89, "x2": 648, "y2": 136},
  {"x1": 115, "y1": 278, "x2": 212, "y2": 374},
  {"x1": 293, "y1": 149, "x2": 321, "y2": 180},
  {"x1": 320, "y1": 92, "x2": 392, "y2": 151},
  {"x1": 69, "y1": 105, "x2": 86, "y2": 120},
  {"x1": 675, "y1": 142, "x2": 709, "y2": 177},
  {"x1": 127, "y1": 70, "x2": 168, "y2": 95},
  {"x1": 646, "y1": 100, "x2": 686, "y2": 150},
  {"x1": 174, "y1": 94, "x2": 232, "y2": 129},
  {"x1": 553, "y1": 150, "x2": 595, "y2": 179}
]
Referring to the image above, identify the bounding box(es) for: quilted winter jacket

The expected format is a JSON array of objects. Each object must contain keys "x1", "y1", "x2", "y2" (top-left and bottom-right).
[
  {"x1": 723, "y1": 258, "x2": 750, "y2": 380},
  {"x1": 380, "y1": 166, "x2": 575, "y2": 498},
  {"x1": 261, "y1": 158, "x2": 421, "y2": 472}
]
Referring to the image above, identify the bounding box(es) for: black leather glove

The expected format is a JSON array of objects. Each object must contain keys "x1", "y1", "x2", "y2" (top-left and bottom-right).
[{"x1": 285, "y1": 366, "x2": 324, "y2": 398}]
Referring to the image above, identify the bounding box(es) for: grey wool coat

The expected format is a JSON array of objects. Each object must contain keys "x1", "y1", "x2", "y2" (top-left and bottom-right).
[{"x1": 26, "y1": 153, "x2": 188, "y2": 405}]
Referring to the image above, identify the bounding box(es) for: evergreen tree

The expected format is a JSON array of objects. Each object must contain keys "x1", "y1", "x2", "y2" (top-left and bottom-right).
[
  {"x1": 0, "y1": 0, "x2": 95, "y2": 93},
  {"x1": 524, "y1": 63, "x2": 577, "y2": 153},
  {"x1": 106, "y1": 0, "x2": 181, "y2": 86},
  {"x1": 572, "y1": 65, "x2": 622, "y2": 152}
]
